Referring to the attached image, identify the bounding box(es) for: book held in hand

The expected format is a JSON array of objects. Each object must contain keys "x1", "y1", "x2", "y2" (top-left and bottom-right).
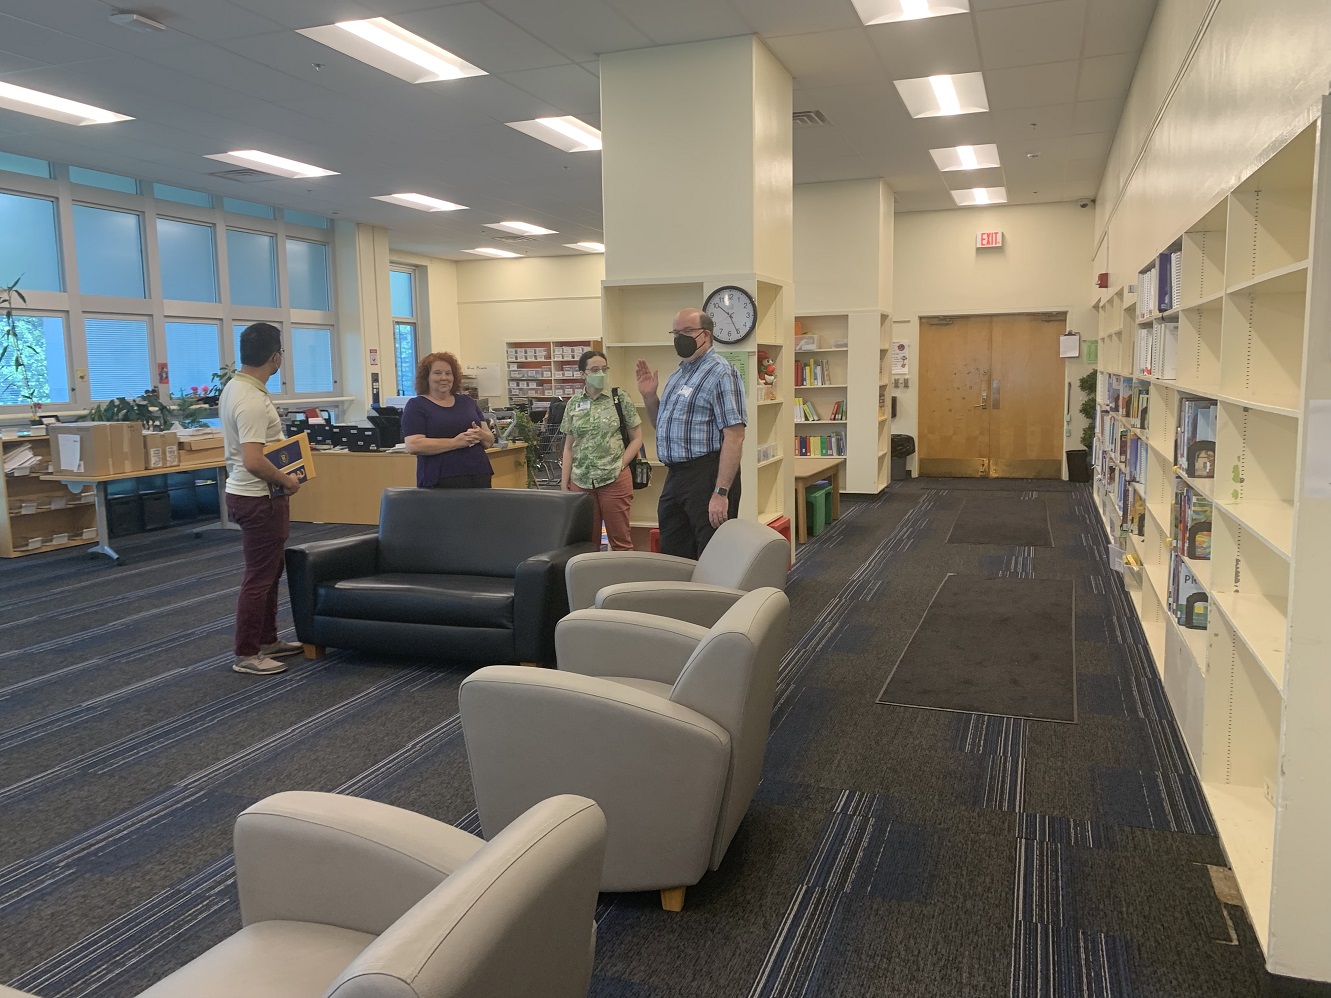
[{"x1": 264, "y1": 432, "x2": 316, "y2": 496}]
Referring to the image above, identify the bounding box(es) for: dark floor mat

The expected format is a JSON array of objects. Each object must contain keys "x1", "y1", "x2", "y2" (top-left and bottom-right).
[
  {"x1": 877, "y1": 574, "x2": 1077, "y2": 721},
  {"x1": 918, "y1": 477, "x2": 1074, "y2": 492},
  {"x1": 946, "y1": 496, "x2": 1053, "y2": 547}
]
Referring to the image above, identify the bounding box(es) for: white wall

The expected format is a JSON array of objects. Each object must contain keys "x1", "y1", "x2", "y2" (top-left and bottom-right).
[
  {"x1": 793, "y1": 179, "x2": 893, "y2": 314},
  {"x1": 892, "y1": 202, "x2": 1096, "y2": 470},
  {"x1": 1094, "y1": 0, "x2": 1331, "y2": 279}
]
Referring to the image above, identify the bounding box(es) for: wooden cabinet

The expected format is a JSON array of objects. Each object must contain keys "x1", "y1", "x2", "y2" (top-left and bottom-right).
[{"x1": 1, "y1": 434, "x2": 97, "y2": 557}]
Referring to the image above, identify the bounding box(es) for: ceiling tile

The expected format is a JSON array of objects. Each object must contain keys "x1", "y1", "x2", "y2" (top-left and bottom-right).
[
  {"x1": 1066, "y1": 156, "x2": 1105, "y2": 182},
  {"x1": 223, "y1": 0, "x2": 377, "y2": 30},
  {"x1": 0, "y1": 12, "x2": 118, "y2": 65},
  {"x1": 765, "y1": 29, "x2": 888, "y2": 89},
  {"x1": 1084, "y1": 0, "x2": 1157, "y2": 57},
  {"x1": 603, "y1": 0, "x2": 756, "y2": 45},
  {"x1": 1076, "y1": 52, "x2": 1136, "y2": 102},
  {"x1": 728, "y1": 0, "x2": 861, "y2": 37},
  {"x1": 1072, "y1": 97, "x2": 1122, "y2": 133},
  {"x1": 984, "y1": 60, "x2": 1079, "y2": 110},
  {"x1": 975, "y1": 0, "x2": 1087, "y2": 70},
  {"x1": 984, "y1": 102, "x2": 1077, "y2": 139},
  {"x1": 503, "y1": 64, "x2": 602, "y2": 115},
  {"x1": 393, "y1": 3, "x2": 573, "y2": 73},
  {"x1": 482, "y1": 0, "x2": 653, "y2": 62},
  {"x1": 866, "y1": 14, "x2": 983, "y2": 78}
]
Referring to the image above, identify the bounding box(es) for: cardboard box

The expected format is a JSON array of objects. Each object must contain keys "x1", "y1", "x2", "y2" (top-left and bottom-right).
[
  {"x1": 48, "y1": 423, "x2": 143, "y2": 476},
  {"x1": 178, "y1": 428, "x2": 224, "y2": 450},
  {"x1": 162, "y1": 430, "x2": 179, "y2": 467},
  {"x1": 143, "y1": 430, "x2": 181, "y2": 469}
]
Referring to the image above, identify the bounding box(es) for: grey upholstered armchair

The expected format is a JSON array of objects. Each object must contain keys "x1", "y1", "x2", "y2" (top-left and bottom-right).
[
  {"x1": 459, "y1": 587, "x2": 791, "y2": 912},
  {"x1": 1, "y1": 794, "x2": 606, "y2": 998},
  {"x1": 565, "y1": 517, "x2": 789, "y2": 627}
]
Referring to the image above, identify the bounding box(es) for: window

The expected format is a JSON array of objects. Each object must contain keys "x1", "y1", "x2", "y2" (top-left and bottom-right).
[
  {"x1": 153, "y1": 184, "x2": 212, "y2": 208},
  {"x1": 69, "y1": 167, "x2": 138, "y2": 194},
  {"x1": 85, "y1": 317, "x2": 151, "y2": 400},
  {"x1": 157, "y1": 218, "x2": 218, "y2": 303},
  {"x1": 233, "y1": 324, "x2": 281, "y2": 392},
  {"x1": 0, "y1": 192, "x2": 63, "y2": 292},
  {"x1": 390, "y1": 268, "x2": 417, "y2": 397},
  {"x1": 223, "y1": 197, "x2": 275, "y2": 220},
  {"x1": 0, "y1": 152, "x2": 51, "y2": 179},
  {"x1": 0, "y1": 315, "x2": 68, "y2": 405},
  {"x1": 226, "y1": 229, "x2": 278, "y2": 307},
  {"x1": 73, "y1": 205, "x2": 146, "y2": 298},
  {"x1": 165, "y1": 321, "x2": 221, "y2": 396},
  {"x1": 286, "y1": 239, "x2": 330, "y2": 311},
  {"x1": 292, "y1": 327, "x2": 334, "y2": 393},
  {"x1": 284, "y1": 209, "x2": 330, "y2": 229}
]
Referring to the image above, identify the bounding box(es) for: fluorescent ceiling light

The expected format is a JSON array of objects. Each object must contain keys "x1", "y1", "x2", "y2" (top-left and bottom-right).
[
  {"x1": 894, "y1": 72, "x2": 988, "y2": 118},
  {"x1": 298, "y1": 17, "x2": 486, "y2": 84},
  {"x1": 951, "y1": 186, "x2": 1007, "y2": 206},
  {"x1": 464, "y1": 247, "x2": 521, "y2": 258},
  {"x1": 206, "y1": 150, "x2": 336, "y2": 178},
  {"x1": 565, "y1": 242, "x2": 605, "y2": 253},
  {"x1": 506, "y1": 116, "x2": 602, "y2": 153},
  {"x1": 486, "y1": 220, "x2": 557, "y2": 236},
  {"x1": 930, "y1": 143, "x2": 1001, "y2": 171},
  {"x1": 850, "y1": 0, "x2": 969, "y2": 24},
  {"x1": 0, "y1": 82, "x2": 132, "y2": 126},
  {"x1": 373, "y1": 193, "x2": 467, "y2": 211}
]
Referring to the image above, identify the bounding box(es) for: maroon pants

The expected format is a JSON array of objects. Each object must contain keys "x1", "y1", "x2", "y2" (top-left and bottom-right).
[
  {"x1": 570, "y1": 467, "x2": 634, "y2": 551},
  {"x1": 226, "y1": 492, "x2": 290, "y2": 657}
]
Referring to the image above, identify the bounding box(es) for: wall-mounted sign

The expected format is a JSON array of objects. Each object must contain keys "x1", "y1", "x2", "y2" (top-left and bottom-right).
[
  {"x1": 976, "y1": 230, "x2": 1003, "y2": 249},
  {"x1": 157, "y1": 362, "x2": 170, "y2": 385},
  {"x1": 369, "y1": 348, "x2": 379, "y2": 367}
]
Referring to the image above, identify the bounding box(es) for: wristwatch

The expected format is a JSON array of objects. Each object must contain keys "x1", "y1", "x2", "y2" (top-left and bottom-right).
[{"x1": 713, "y1": 486, "x2": 730, "y2": 497}]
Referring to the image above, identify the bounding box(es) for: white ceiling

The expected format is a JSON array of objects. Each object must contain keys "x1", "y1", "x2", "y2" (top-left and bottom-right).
[{"x1": 0, "y1": 0, "x2": 1157, "y2": 259}]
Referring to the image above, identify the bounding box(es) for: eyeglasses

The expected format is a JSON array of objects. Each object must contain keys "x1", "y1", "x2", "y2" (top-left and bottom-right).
[
  {"x1": 669, "y1": 327, "x2": 705, "y2": 338},
  {"x1": 585, "y1": 366, "x2": 609, "y2": 374}
]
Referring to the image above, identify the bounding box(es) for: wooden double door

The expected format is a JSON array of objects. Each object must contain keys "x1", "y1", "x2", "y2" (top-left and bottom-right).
[{"x1": 918, "y1": 312, "x2": 1067, "y2": 479}]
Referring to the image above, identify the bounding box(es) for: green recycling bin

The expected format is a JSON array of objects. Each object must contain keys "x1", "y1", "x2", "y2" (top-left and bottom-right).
[{"x1": 805, "y1": 482, "x2": 831, "y2": 537}]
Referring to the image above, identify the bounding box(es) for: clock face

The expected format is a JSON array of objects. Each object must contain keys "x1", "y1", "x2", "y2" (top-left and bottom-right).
[{"x1": 704, "y1": 286, "x2": 757, "y2": 344}]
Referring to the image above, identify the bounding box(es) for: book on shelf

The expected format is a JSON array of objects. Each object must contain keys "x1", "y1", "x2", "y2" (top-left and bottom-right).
[
  {"x1": 794, "y1": 359, "x2": 831, "y2": 387},
  {"x1": 1158, "y1": 320, "x2": 1179, "y2": 380},
  {"x1": 1156, "y1": 251, "x2": 1174, "y2": 313},
  {"x1": 1138, "y1": 268, "x2": 1154, "y2": 320},
  {"x1": 795, "y1": 434, "x2": 846, "y2": 457},
  {"x1": 1170, "y1": 556, "x2": 1209, "y2": 629},
  {"x1": 2, "y1": 444, "x2": 41, "y2": 474},
  {"x1": 1127, "y1": 434, "x2": 1148, "y2": 485},
  {"x1": 1176, "y1": 398, "x2": 1217, "y2": 476},
  {"x1": 1173, "y1": 480, "x2": 1213, "y2": 560},
  {"x1": 1170, "y1": 250, "x2": 1182, "y2": 307}
]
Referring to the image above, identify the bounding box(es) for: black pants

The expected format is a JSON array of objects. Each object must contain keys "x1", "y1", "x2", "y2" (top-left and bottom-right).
[
  {"x1": 658, "y1": 451, "x2": 740, "y2": 560},
  {"x1": 431, "y1": 475, "x2": 492, "y2": 489}
]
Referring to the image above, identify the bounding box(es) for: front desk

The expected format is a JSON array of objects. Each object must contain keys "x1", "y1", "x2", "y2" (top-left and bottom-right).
[{"x1": 289, "y1": 445, "x2": 527, "y2": 525}]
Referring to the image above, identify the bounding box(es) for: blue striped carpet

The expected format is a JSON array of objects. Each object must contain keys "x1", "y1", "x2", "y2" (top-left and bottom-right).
[{"x1": 0, "y1": 486, "x2": 1308, "y2": 997}]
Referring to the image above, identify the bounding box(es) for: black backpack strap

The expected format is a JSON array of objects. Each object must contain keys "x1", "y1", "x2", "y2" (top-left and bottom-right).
[{"x1": 611, "y1": 388, "x2": 630, "y2": 447}]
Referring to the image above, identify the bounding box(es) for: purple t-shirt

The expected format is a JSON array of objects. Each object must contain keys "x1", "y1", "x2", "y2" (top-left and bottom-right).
[{"x1": 400, "y1": 394, "x2": 493, "y2": 487}]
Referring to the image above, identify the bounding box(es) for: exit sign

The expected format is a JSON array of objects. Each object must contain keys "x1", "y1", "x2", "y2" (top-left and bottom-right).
[{"x1": 976, "y1": 230, "x2": 1004, "y2": 248}]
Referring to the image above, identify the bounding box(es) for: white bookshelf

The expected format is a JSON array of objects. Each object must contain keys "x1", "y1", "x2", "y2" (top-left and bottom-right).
[
  {"x1": 1092, "y1": 113, "x2": 1331, "y2": 975},
  {"x1": 503, "y1": 338, "x2": 602, "y2": 401},
  {"x1": 793, "y1": 311, "x2": 891, "y2": 492},
  {"x1": 600, "y1": 276, "x2": 794, "y2": 547}
]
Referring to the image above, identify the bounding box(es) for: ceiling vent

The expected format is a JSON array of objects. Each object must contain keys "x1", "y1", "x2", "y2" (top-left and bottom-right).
[
  {"x1": 209, "y1": 168, "x2": 278, "y2": 183},
  {"x1": 491, "y1": 234, "x2": 537, "y2": 243},
  {"x1": 792, "y1": 109, "x2": 831, "y2": 127}
]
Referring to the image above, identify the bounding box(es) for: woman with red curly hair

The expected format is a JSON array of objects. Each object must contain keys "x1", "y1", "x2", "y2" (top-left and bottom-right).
[{"x1": 401, "y1": 351, "x2": 496, "y2": 488}]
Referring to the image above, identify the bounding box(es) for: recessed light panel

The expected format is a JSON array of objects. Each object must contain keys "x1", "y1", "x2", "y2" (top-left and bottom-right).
[
  {"x1": 464, "y1": 247, "x2": 521, "y2": 258},
  {"x1": 506, "y1": 116, "x2": 602, "y2": 153},
  {"x1": 565, "y1": 242, "x2": 605, "y2": 253},
  {"x1": 485, "y1": 221, "x2": 557, "y2": 236},
  {"x1": 298, "y1": 18, "x2": 486, "y2": 84},
  {"x1": 0, "y1": 82, "x2": 132, "y2": 126},
  {"x1": 373, "y1": 193, "x2": 467, "y2": 211},
  {"x1": 930, "y1": 143, "x2": 1001, "y2": 171},
  {"x1": 850, "y1": 0, "x2": 969, "y2": 24},
  {"x1": 951, "y1": 187, "x2": 1007, "y2": 206},
  {"x1": 894, "y1": 73, "x2": 988, "y2": 118},
  {"x1": 205, "y1": 150, "x2": 337, "y2": 178}
]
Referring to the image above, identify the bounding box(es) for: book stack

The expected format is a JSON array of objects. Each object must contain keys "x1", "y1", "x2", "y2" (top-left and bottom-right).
[
  {"x1": 1173, "y1": 481, "x2": 1213, "y2": 561},
  {"x1": 1176, "y1": 398, "x2": 1217, "y2": 477},
  {"x1": 3, "y1": 444, "x2": 42, "y2": 476},
  {"x1": 1138, "y1": 268, "x2": 1154, "y2": 320},
  {"x1": 795, "y1": 434, "x2": 846, "y2": 457},
  {"x1": 827, "y1": 400, "x2": 846, "y2": 421},
  {"x1": 794, "y1": 359, "x2": 830, "y2": 386},
  {"x1": 793, "y1": 397, "x2": 821, "y2": 422}
]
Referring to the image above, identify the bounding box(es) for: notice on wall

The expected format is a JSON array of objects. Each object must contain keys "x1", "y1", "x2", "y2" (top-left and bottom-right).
[
  {"x1": 1303, "y1": 400, "x2": 1331, "y2": 498},
  {"x1": 464, "y1": 363, "x2": 503, "y2": 398},
  {"x1": 719, "y1": 351, "x2": 749, "y2": 386},
  {"x1": 891, "y1": 341, "x2": 909, "y2": 375},
  {"x1": 1059, "y1": 332, "x2": 1081, "y2": 358}
]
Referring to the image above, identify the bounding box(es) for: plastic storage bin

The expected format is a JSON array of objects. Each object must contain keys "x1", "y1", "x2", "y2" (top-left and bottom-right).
[{"x1": 805, "y1": 483, "x2": 831, "y2": 537}]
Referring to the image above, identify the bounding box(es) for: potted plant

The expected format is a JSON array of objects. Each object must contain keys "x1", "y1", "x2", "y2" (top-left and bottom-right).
[
  {"x1": 0, "y1": 277, "x2": 45, "y2": 423},
  {"x1": 505, "y1": 407, "x2": 541, "y2": 489},
  {"x1": 1066, "y1": 371, "x2": 1097, "y2": 483}
]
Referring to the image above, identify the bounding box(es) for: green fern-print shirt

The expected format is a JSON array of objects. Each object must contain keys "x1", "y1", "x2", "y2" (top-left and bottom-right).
[{"x1": 560, "y1": 389, "x2": 640, "y2": 489}]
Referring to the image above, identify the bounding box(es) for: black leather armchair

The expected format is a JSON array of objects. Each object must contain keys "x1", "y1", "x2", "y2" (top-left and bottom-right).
[{"x1": 286, "y1": 488, "x2": 596, "y2": 665}]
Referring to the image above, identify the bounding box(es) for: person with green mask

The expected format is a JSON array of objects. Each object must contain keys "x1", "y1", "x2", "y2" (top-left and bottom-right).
[{"x1": 560, "y1": 349, "x2": 643, "y2": 550}]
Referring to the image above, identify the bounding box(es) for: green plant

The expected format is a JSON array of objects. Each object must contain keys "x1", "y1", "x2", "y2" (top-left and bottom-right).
[
  {"x1": 170, "y1": 389, "x2": 211, "y2": 428},
  {"x1": 209, "y1": 363, "x2": 236, "y2": 395},
  {"x1": 1078, "y1": 371, "x2": 1097, "y2": 450},
  {"x1": 507, "y1": 408, "x2": 541, "y2": 488},
  {"x1": 84, "y1": 389, "x2": 175, "y2": 430},
  {"x1": 0, "y1": 277, "x2": 43, "y2": 419}
]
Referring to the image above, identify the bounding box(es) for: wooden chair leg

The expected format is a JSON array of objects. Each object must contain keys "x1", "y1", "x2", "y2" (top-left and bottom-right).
[
  {"x1": 303, "y1": 643, "x2": 325, "y2": 659},
  {"x1": 659, "y1": 887, "x2": 685, "y2": 912}
]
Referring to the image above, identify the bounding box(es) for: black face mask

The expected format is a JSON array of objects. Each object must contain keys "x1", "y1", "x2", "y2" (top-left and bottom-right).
[{"x1": 673, "y1": 333, "x2": 699, "y2": 358}]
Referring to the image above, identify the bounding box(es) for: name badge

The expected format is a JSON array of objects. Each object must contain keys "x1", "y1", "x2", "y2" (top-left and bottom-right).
[
  {"x1": 677, "y1": 385, "x2": 693, "y2": 398},
  {"x1": 575, "y1": 400, "x2": 591, "y2": 413}
]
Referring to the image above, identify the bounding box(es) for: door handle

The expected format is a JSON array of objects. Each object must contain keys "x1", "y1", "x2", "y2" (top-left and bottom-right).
[
  {"x1": 991, "y1": 379, "x2": 1000, "y2": 410},
  {"x1": 975, "y1": 388, "x2": 988, "y2": 408}
]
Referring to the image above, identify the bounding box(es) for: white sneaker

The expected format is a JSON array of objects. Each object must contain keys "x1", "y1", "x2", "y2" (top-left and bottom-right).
[
  {"x1": 259, "y1": 640, "x2": 304, "y2": 659},
  {"x1": 233, "y1": 655, "x2": 287, "y2": 676}
]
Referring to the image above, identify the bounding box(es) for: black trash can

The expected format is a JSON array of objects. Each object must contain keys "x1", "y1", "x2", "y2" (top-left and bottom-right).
[
  {"x1": 890, "y1": 434, "x2": 916, "y2": 482},
  {"x1": 1066, "y1": 449, "x2": 1092, "y2": 483}
]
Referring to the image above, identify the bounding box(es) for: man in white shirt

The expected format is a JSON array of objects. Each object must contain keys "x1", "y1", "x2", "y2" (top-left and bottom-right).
[{"x1": 220, "y1": 322, "x2": 303, "y2": 675}]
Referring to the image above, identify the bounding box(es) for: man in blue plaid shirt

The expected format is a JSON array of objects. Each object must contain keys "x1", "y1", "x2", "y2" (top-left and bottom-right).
[{"x1": 635, "y1": 308, "x2": 747, "y2": 558}]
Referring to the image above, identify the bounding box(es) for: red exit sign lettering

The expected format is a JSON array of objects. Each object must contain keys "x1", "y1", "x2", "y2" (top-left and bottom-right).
[{"x1": 976, "y1": 230, "x2": 1003, "y2": 248}]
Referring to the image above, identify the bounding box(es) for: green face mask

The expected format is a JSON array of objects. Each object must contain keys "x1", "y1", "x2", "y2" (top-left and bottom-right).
[{"x1": 585, "y1": 371, "x2": 608, "y2": 390}]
